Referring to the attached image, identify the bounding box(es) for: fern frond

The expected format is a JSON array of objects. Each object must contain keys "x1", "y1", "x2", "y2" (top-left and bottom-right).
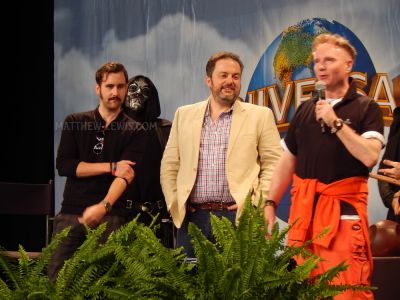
[
  {"x1": 0, "y1": 249, "x2": 20, "y2": 291},
  {"x1": 0, "y1": 277, "x2": 12, "y2": 300}
]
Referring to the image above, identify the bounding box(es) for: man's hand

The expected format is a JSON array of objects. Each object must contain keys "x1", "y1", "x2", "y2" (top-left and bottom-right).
[
  {"x1": 115, "y1": 160, "x2": 136, "y2": 183},
  {"x1": 227, "y1": 203, "x2": 238, "y2": 211},
  {"x1": 78, "y1": 203, "x2": 107, "y2": 228},
  {"x1": 263, "y1": 205, "x2": 276, "y2": 238},
  {"x1": 315, "y1": 100, "x2": 337, "y2": 127},
  {"x1": 379, "y1": 159, "x2": 400, "y2": 180}
]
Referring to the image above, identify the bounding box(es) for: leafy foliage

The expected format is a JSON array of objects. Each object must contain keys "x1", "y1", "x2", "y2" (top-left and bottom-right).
[
  {"x1": 0, "y1": 196, "x2": 370, "y2": 299},
  {"x1": 0, "y1": 228, "x2": 68, "y2": 299},
  {"x1": 188, "y1": 196, "x2": 365, "y2": 300}
]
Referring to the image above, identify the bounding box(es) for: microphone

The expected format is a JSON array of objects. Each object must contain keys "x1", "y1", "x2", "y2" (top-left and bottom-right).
[{"x1": 315, "y1": 80, "x2": 326, "y2": 133}]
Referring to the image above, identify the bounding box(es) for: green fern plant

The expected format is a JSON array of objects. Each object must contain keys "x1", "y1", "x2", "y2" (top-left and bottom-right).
[
  {"x1": 0, "y1": 227, "x2": 69, "y2": 300},
  {"x1": 53, "y1": 216, "x2": 195, "y2": 299},
  {"x1": 0, "y1": 195, "x2": 372, "y2": 299},
  {"x1": 188, "y1": 195, "x2": 371, "y2": 299}
]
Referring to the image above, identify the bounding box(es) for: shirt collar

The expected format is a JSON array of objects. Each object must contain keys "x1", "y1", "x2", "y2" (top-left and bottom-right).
[
  {"x1": 94, "y1": 106, "x2": 125, "y2": 127},
  {"x1": 205, "y1": 99, "x2": 234, "y2": 118}
]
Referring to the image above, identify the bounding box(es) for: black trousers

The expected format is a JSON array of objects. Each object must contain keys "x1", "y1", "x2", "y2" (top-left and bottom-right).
[{"x1": 47, "y1": 213, "x2": 128, "y2": 282}]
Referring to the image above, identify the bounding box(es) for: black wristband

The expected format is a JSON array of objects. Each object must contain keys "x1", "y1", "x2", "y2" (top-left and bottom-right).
[{"x1": 265, "y1": 200, "x2": 277, "y2": 208}]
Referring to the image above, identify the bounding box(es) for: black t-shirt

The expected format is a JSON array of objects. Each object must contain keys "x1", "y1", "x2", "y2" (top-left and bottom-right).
[
  {"x1": 56, "y1": 107, "x2": 146, "y2": 215},
  {"x1": 285, "y1": 81, "x2": 384, "y2": 184}
]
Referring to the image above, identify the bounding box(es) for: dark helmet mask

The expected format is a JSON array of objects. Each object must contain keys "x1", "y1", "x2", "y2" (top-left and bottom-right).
[{"x1": 126, "y1": 77, "x2": 150, "y2": 112}]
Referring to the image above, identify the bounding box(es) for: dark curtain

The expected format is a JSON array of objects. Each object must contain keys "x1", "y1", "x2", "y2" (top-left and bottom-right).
[{"x1": 0, "y1": 0, "x2": 54, "y2": 251}]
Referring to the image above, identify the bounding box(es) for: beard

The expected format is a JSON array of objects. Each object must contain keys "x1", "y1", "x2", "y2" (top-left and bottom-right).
[
  {"x1": 214, "y1": 86, "x2": 239, "y2": 104},
  {"x1": 218, "y1": 92, "x2": 237, "y2": 103},
  {"x1": 208, "y1": 77, "x2": 240, "y2": 104}
]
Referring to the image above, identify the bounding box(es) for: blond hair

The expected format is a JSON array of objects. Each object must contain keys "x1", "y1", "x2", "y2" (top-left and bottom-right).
[{"x1": 312, "y1": 33, "x2": 357, "y2": 60}]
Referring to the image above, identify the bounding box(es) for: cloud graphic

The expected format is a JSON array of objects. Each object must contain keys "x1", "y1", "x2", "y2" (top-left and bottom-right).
[{"x1": 55, "y1": 13, "x2": 258, "y2": 122}]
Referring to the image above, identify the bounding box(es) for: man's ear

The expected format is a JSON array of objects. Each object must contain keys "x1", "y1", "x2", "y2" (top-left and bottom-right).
[
  {"x1": 95, "y1": 84, "x2": 100, "y2": 96},
  {"x1": 346, "y1": 60, "x2": 353, "y2": 74},
  {"x1": 205, "y1": 75, "x2": 211, "y2": 88}
]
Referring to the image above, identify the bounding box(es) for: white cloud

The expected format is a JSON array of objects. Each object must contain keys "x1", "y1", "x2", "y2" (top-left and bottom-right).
[{"x1": 55, "y1": 13, "x2": 258, "y2": 124}]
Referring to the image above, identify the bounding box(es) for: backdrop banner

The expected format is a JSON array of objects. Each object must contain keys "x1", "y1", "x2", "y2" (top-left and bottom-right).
[{"x1": 54, "y1": 0, "x2": 400, "y2": 226}]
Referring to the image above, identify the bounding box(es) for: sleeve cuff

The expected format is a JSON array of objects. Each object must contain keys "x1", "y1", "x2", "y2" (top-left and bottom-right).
[
  {"x1": 361, "y1": 131, "x2": 385, "y2": 148},
  {"x1": 280, "y1": 139, "x2": 294, "y2": 155}
]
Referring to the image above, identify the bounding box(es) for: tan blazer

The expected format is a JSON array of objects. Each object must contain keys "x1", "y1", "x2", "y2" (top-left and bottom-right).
[{"x1": 160, "y1": 99, "x2": 282, "y2": 228}]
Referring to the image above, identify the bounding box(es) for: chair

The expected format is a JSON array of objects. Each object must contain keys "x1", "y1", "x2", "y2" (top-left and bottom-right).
[{"x1": 0, "y1": 180, "x2": 54, "y2": 257}]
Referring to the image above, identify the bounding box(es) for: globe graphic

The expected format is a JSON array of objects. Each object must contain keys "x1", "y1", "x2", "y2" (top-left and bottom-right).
[{"x1": 247, "y1": 18, "x2": 376, "y2": 222}]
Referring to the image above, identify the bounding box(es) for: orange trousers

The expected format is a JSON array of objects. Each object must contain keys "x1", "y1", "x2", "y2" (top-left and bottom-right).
[{"x1": 298, "y1": 219, "x2": 373, "y2": 300}]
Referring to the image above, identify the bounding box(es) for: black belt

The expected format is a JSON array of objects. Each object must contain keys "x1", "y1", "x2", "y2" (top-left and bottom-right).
[
  {"x1": 190, "y1": 202, "x2": 236, "y2": 211},
  {"x1": 125, "y1": 200, "x2": 165, "y2": 213}
]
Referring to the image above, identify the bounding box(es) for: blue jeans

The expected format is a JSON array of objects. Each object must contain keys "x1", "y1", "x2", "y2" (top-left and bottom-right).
[{"x1": 176, "y1": 208, "x2": 236, "y2": 258}]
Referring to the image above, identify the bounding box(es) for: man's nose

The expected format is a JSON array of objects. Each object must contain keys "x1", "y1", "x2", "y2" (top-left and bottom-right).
[
  {"x1": 317, "y1": 62, "x2": 326, "y2": 70},
  {"x1": 111, "y1": 86, "x2": 119, "y2": 95},
  {"x1": 225, "y1": 76, "x2": 234, "y2": 84}
]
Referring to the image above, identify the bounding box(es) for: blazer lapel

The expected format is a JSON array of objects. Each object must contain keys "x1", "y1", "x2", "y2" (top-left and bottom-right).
[
  {"x1": 227, "y1": 100, "x2": 247, "y2": 158},
  {"x1": 191, "y1": 100, "x2": 208, "y2": 157}
]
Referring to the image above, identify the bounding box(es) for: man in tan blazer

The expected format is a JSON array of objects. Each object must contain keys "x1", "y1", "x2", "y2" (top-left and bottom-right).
[{"x1": 160, "y1": 51, "x2": 282, "y2": 257}]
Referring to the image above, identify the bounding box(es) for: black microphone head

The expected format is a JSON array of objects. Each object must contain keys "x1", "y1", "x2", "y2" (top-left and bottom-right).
[{"x1": 315, "y1": 80, "x2": 326, "y2": 100}]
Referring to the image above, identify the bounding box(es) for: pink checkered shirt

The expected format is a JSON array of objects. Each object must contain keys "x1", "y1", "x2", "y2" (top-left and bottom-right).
[{"x1": 189, "y1": 102, "x2": 235, "y2": 204}]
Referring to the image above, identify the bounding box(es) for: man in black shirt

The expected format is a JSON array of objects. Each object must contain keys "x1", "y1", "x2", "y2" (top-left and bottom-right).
[
  {"x1": 48, "y1": 62, "x2": 146, "y2": 281},
  {"x1": 264, "y1": 34, "x2": 384, "y2": 299}
]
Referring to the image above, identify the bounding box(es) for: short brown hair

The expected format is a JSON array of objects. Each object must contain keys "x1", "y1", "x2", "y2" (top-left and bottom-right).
[
  {"x1": 312, "y1": 33, "x2": 357, "y2": 60},
  {"x1": 206, "y1": 51, "x2": 244, "y2": 77},
  {"x1": 95, "y1": 61, "x2": 128, "y2": 85}
]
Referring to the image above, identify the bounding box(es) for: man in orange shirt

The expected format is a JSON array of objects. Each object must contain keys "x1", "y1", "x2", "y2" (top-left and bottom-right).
[{"x1": 264, "y1": 33, "x2": 384, "y2": 299}]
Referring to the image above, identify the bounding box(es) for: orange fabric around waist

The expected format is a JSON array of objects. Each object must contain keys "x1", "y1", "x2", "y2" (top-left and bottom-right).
[{"x1": 288, "y1": 175, "x2": 369, "y2": 248}]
